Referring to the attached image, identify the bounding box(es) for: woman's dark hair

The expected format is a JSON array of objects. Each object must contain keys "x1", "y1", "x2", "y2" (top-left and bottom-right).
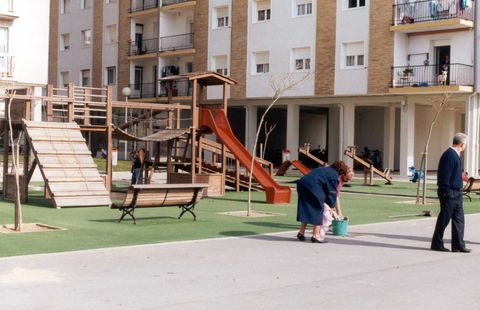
[{"x1": 330, "y1": 160, "x2": 351, "y2": 176}]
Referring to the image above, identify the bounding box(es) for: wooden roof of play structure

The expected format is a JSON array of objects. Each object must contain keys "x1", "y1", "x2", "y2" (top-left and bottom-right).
[
  {"x1": 23, "y1": 121, "x2": 112, "y2": 208},
  {"x1": 159, "y1": 71, "x2": 237, "y2": 86}
]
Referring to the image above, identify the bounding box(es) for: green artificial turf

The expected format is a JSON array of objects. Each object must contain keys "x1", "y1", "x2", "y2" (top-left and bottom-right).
[{"x1": 0, "y1": 181, "x2": 479, "y2": 257}]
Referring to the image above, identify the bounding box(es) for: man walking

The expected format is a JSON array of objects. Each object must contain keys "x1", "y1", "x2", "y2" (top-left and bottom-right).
[{"x1": 431, "y1": 133, "x2": 470, "y2": 253}]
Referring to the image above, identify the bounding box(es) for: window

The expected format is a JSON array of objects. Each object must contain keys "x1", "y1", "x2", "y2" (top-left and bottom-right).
[
  {"x1": 0, "y1": 27, "x2": 8, "y2": 53},
  {"x1": 186, "y1": 62, "x2": 193, "y2": 73},
  {"x1": 60, "y1": 0, "x2": 70, "y2": 14},
  {"x1": 343, "y1": 42, "x2": 365, "y2": 68},
  {"x1": 80, "y1": 0, "x2": 91, "y2": 9},
  {"x1": 81, "y1": 29, "x2": 92, "y2": 48},
  {"x1": 253, "y1": 51, "x2": 269, "y2": 74},
  {"x1": 255, "y1": 0, "x2": 271, "y2": 22},
  {"x1": 81, "y1": 69, "x2": 90, "y2": 86},
  {"x1": 212, "y1": 55, "x2": 228, "y2": 76},
  {"x1": 214, "y1": 6, "x2": 229, "y2": 28},
  {"x1": 60, "y1": 71, "x2": 69, "y2": 87},
  {"x1": 105, "y1": 24, "x2": 117, "y2": 44},
  {"x1": 106, "y1": 66, "x2": 116, "y2": 85},
  {"x1": 296, "y1": 1, "x2": 312, "y2": 16},
  {"x1": 348, "y1": 0, "x2": 366, "y2": 9},
  {"x1": 292, "y1": 47, "x2": 311, "y2": 71},
  {"x1": 0, "y1": 0, "x2": 13, "y2": 12},
  {"x1": 60, "y1": 33, "x2": 70, "y2": 51}
]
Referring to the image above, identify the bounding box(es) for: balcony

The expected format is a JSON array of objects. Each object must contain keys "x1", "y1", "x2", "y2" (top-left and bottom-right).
[
  {"x1": 161, "y1": 0, "x2": 193, "y2": 6},
  {"x1": 129, "y1": 0, "x2": 159, "y2": 14},
  {"x1": 389, "y1": 63, "x2": 473, "y2": 94},
  {"x1": 0, "y1": 53, "x2": 14, "y2": 78},
  {"x1": 129, "y1": 38, "x2": 159, "y2": 57},
  {"x1": 159, "y1": 33, "x2": 194, "y2": 56},
  {"x1": 391, "y1": 0, "x2": 474, "y2": 33},
  {"x1": 129, "y1": 80, "x2": 192, "y2": 99}
]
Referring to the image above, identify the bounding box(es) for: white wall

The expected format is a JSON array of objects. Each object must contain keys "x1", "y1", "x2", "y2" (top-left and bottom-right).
[
  {"x1": 58, "y1": 0, "x2": 93, "y2": 86},
  {"x1": 299, "y1": 112, "x2": 327, "y2": 149},
  {"x1": 208, "y1": 0, "x2": 231, "y2": 99},
  {"x1": 7, "y1": 0, "x2": 49, "y2": 85},
  {"x1": 103, "y1": 0, "x2": 119, "y2": 98},
  {"x1": 159, "y1": 8, "x2": 194, "y2": 37},
  {"x1": 334, "y1": 0, "x2": 369, "y2": 95},
  {"x1": 246, "y1": 0, "x2": 316, "y2": 98}
]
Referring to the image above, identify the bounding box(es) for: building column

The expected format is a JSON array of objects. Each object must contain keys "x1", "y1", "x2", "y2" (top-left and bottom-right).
[
  {"x1": 399, "y1": 100, "x2": 415, "y2": 178},
  {"x1": 328, "y1": 106, "x2": 340, "y2": 161},
  {"x1": 465, "y1": 94, "x2": 480, "y2": 177},
  {"x1": 245, "y1": 105, "x2": 257, "y2": 153},
  {"x1": 383, "y1": 105, "x2": 395, "y2": 171},
  {"x1": 286, "y1": 104, "x2": 300, "y2": 160},
  {"x1": 341, "y1": 104, "x2": 355, "y2": 166}
]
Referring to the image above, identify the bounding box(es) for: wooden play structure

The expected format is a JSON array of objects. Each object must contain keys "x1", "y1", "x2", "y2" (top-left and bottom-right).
[
  {"x1": 344, "y1": 146, "x2": 392, "y2": 185},
  {"x1": 276, "y1": 143, "x2": 326, "y2": 176},
  {"x1": 1, "y1": 72, "x2": 291, "y2": 207}
]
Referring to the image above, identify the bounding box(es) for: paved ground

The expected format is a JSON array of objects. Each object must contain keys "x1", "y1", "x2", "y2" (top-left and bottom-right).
[{"x1": 1, "y1": 214, "x2": 480, "y2": 309}]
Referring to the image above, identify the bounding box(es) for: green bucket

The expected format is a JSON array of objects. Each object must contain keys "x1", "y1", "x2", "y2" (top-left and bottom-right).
[{"x1": 332, "y1": 219, "x2": 348, "y2": 236}]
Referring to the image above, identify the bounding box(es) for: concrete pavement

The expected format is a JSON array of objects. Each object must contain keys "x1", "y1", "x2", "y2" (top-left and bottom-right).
[{"x1": 1, "y1": 214, "x2": 480, "y2": 309}]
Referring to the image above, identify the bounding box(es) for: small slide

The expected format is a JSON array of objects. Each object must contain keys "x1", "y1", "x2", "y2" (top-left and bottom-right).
[
  {"x1": 200, "y1": 108, "x2": 291, "y2": 204},
  {"x1": 291, "y1": 160, "x2": 311, "y2": 175}
]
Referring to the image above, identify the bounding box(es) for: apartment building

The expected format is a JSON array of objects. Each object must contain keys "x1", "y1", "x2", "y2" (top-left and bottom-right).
[
  {"x1": 0, "y1": 0, "x2": 49, "y2": 119},
  {"x1": 49, "y1": 0, "x2": 480, "y2": 176}
]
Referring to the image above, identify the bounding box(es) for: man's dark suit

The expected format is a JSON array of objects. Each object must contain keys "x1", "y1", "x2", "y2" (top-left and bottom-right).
[{"x1": 431, "y1": 147, "x2": 466, "y2": 251}]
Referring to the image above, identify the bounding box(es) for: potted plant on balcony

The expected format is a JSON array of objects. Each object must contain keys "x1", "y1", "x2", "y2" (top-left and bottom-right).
[{"x1": 403, "y1": 67, "x2": 414, "y2": 77}]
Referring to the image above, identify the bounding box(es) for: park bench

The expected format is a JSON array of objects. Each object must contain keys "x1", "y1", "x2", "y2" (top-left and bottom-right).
[
  {"x1": 462, "y1": 177, "x2": 480, "y2": 202},
  {"x1": 111, "y1": 183, "x2": 209, "y2": 224}
]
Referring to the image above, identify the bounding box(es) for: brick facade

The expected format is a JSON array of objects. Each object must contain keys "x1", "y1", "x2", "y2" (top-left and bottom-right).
[
  {"x1": 117, "y1": 0, "x2": 131, "y2": 100},
  {"x1": 315, "y1": 0, "x2": 336, "y2": 96},
  {"x1": 368, "y1": 1, "x2": 394, "y2": 94},
  {"x1": 230, "y1": 0, "x2": 248, "y2": 99},
  {"x1": 48, "y1": 0, "x2": 59, "y2": 86},
  {"x1": 92, "y1": 1, "x2": 104, "y2": 89},
  {"x1": 193, "y1": 1, "x2": 208, "y2": 73}
]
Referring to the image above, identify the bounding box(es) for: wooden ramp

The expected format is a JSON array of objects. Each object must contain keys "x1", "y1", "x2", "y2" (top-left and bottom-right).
[
  {"x1": 344, "y1": 146, "x2": 392, "y2": 185},
  {"x1": 23, "y1": 121, "x2": 112, "y2": 208}
]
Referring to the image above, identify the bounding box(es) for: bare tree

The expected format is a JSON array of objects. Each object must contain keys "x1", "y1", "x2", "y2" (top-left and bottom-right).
[
  {"x1": 5, "y1": 89, "x2": 23, "y2": 231},
  {"x1": 262, "y1": 121, "x2": 276, "y2": 159},
  {"x1": 247, "y1": 72, "x2": 311, "y2": 215},
  {"x1": 416, "y1": 92, "x2": 451, "y2": 205}
]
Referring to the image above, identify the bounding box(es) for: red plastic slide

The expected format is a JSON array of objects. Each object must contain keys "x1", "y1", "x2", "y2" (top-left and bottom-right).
[
  {"x1": 291, "y1": 160, "x2": 311, "y2": 175},
  {"x1": 200, "y1": 108, "x2": 291, "y2": 204}
]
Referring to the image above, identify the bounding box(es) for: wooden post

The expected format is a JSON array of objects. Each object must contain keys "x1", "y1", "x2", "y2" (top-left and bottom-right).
[
  {"x1": 235, "y1": 159, "x2": 240, "y2": 192},
  {"x1": 22, "y1": 137, "x2": 30, "y2": 203},
  {"x1": 2, "y1": 124, "x2": 9, "y2": 199},
  {"x1": 84, "y1": 88, "x2": 91, "y2": 125},
  {"x1": 190, "y1": 79, "x2": 198, "y2": 183},
  {"x1": 105, "y1": 86, "x2": 113, "y2": 192},
  {"x1": 167, "y1": 139, "x2": 173, "y2": 181},
  {"x1": 47, "y1": 84, "x2": 54, "y2": 121},
  {"x1": 370, "y1": 166, "x2": 374, "y2": 185},
  {"x1": 221, "y1": 82, "x2": 227, "y2": 188},
  {"x1": 67, "y1": 83, "x2": 74, "y2": 122},
  {"x1": 198, "y1": 136, "x2": 203, "y2": 174}
]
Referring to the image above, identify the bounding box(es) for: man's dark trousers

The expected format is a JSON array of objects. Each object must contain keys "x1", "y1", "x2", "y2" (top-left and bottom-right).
[{"x1": 431, "y1": 189, "x2": 465, "y2": 251}]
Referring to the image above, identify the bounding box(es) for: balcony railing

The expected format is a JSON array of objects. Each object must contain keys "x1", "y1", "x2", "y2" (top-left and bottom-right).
[
  {"x1": 129, "y1": 38, "x2": 159, "y2": 56},
  {"x1": 129, "y1": 80, "x2": 192, "y2": 99},
  {"x1": 161, "y1": 0, "x2": 191, "y2": 6},
  {"x1": 130, "y1": 0, "x2": 159, "y2": 13},
  {"x1": 0, "y1": 53, "x2": 14, "y2": 78},
  {"x1": 160, "y1": 33, "x2": 194, "y2": 52},
  {"x1": 390, "y1": 63, "x2": 473, "y2": 88},
  {"x1": 392, "y1": 0, "x2": 474, "y2": 25}
]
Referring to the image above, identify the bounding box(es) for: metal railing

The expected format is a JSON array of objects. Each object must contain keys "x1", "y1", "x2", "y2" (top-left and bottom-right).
[
  {"x1": 129, "y1": 80, "x2": 192, "y2": 99},
  {"x1": 160, "y1": 33, "x2": 194, "y2": 51},
  {"x1": 129, "y1": 38, "x2": 159, "y2": 56},
  {"x1": 0, "y1": 53, "x2": 14, "y2": 78},
  {"x1": 161, "y1": 0, "x2": 192, "y2": 6},
  {"x1": 130, "y1": 0, "x2": 159, "y2": 13},
  {"x1": 392, "y1": 0, "x2": 474, "y2": 25},
  {"x1": 390, "y1": 63, "x2": 473, "y2": 88}
]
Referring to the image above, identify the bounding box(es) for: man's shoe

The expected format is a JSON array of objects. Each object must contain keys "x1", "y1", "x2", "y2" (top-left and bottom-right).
[
  {"x1": 296, "y1": 232, "x2": 305, "y2": 241},
  {"x1": 452, "y1": 248, "x2": 471, "y2": 253},
  {"x1": 311, "y1": 236, "x2": 328, "y2": 243},
  {"x1": 431, "y1": 246, "x2": 450, "y2": 252}
]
